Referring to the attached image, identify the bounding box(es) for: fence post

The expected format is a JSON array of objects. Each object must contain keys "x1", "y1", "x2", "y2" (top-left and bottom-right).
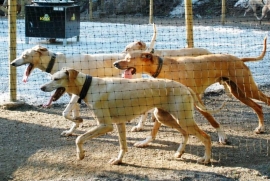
[
  {"x1": 149, "y1": 0, "x2": 153, "y2": 24},
  {"x1": 8, "y1": 0, "x2": 17, "y2": 102},
  {"x1": 89, "y1": 0, "x2": 93, "y2": 20},
  {"x1": 100, "y1": 0, "x2": 104, "y2": 11},
  {"x1": 185, "y1": 0, "x2": 194, "y2": 48},
  {"x1": 221, "y1": 0, "x2": 226, "y2": 25}
]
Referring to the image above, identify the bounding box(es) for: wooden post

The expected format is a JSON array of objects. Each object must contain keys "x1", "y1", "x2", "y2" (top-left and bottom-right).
[
  {"x1": 185, "y1": 0, "x2": 193, "y2": 48},
  {"x1": 149, "y1": 0, "x2": 153, "y2": 24},
  {"x1": 100, "y1": 0, "x2": 104, "y2": 11},
  {"x1": 8, "y1": 0, "x2": 17, "y2": 102},
  {"x1": 89, "y1": 0, "x2": 93, "y2": 20},
  {"x1": 221, "y1": 0, "x2": 226, "y2": 25}
]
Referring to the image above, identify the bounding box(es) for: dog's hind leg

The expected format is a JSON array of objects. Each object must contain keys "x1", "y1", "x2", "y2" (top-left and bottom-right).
[
  {"x1": 131, "y1": 112, "x2": 148, "y2": 132},
  {"x1": 155, "y1": 110, "x2": 189, "y2": 159},
  {"x1": 224, "y1": 80, "x2": 265, "y2": 133},
  {"x1": 135, "y1": 108, "x2": 190, "y2": 158},
  {"x1": 134, "y1": 116, "x2": 162, "y2": 147},
  {"x1": 196, "y1": 99, "x2": 227, "y2": 144},
  {"x1": 188, "y1": 125, "x2": 212, "y2": 164}
]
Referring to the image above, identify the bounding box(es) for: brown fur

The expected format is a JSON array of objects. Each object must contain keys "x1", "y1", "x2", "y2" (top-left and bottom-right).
[{"x1": 114, "y1": 37, "x2": 268, "y2": 144}]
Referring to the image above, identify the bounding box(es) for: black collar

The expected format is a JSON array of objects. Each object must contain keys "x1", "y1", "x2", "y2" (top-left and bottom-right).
[
  {"x1": 45, "y1": 53, "x2": 56, "y2": 73},
  {"x1": 152, "y1": 57, "x2": 163, "y2": 78},
  {"x1": 78, "y1": 75, "x2": 92, "y2": 104}
]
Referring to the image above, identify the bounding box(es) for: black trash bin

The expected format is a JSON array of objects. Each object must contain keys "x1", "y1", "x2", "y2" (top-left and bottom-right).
[{"x1": 25, "y1": 1, "x2": 80, "y2": 45}]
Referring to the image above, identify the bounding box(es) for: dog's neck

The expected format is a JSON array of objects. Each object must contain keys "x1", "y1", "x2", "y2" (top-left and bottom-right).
[
  {"x1": 45, "y1": 53, "x2": 56, "y2": 73},
  {"x1": 78, "y1": 75, "x2": 92, "y2": 104},
  {"x1": 67, "y1": 72, "x2": 87, "y2": 96},
  {"x1": 39, "y1": 52, "x2": 57, "y2": 74}
]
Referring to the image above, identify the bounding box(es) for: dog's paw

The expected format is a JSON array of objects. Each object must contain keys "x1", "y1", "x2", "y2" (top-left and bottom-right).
[
  {"x1": 61, "y1": 130, "x2": 73, "y2": 136},
  {"x1": 74, "y1": 117, "x2": 83, "y2": 123},
  {"x1": 197, "y1": 157, "x2": 210, "y2": 164},
  {"x1": 217, "y1": 127, "x2": 227, "y2": 145},
  {"x1": 134, "y1": 136, "x2": 153, "y2": 147},
  {"x1": 255, "y1": 126, "x2": 265, "y2": 134},
  {"x1": 77, "y1": 150, "x2": 85, "y2": 160},
  {"x1": 131, "y1": 125, "x2": 143, "y2": 132},
  {"x1": 174, "y1": 151, "x2": 185, "y2": 158},
  {"x1": 108, "y1": 158, "x2": 122, "y2": 165}
]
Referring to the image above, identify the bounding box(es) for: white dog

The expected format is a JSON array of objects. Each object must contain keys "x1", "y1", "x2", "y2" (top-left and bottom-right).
[
  {"x1": 10, "y1": 27, "x2": 153, "y2": 136},
  {"x1": 11, "y1": 24, "x2": 211, "y2": 135},
  {"x1": 40, "y1": 68, "x2": 223, "y2": 165},
  {"x1": 244, "y1": 0, "x2": 270, "y2": 20}
]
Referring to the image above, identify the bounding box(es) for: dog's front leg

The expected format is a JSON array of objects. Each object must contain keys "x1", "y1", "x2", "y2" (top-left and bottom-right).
[
  {"x1": 61, "y1": 95, "x2": 82, "y2": 136},
  {"x1": 76, "y1": 123, "x2": 114, "y2": 160},
  {"x1": 109, "y1": 123, "x2": 127, "y2": 165}
]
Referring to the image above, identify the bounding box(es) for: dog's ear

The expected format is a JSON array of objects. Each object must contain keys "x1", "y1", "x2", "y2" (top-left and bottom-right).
[
  {"x1": 33, "y1": 45, "x2": 48, "y2": 54},
  {"x1": 141, "y1": 53, "x2": 153, "y2": 62},
  {"x1": 64, "y1": 68, "x2": 79, "y2": 80},
  {"x1": 137, "y1": 41, "x2": 146, "y2": 50}
]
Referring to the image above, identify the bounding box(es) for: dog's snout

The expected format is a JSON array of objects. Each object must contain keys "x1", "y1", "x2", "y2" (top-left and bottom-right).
[{"x1": 11, "y1": 62, "x2": 16, "y2": 66}]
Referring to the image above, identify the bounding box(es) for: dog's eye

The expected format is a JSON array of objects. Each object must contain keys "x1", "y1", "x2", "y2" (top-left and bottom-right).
[{"x1": 53, "y1": 78, "x2": 59, "y2": 81}]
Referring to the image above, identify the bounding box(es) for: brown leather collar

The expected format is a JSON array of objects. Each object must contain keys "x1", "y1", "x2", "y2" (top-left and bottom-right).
[{"x1": 152, "y1": 57, "x2": 163, "y2": 78}]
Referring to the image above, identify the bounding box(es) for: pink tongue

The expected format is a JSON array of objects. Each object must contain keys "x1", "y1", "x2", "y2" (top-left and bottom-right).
[
  {"x1": 43, "y1": 96, "x2": 54, "y2": 108},
  {"x1": 122, "y1": 68, "x2": 133, "y2": 79},
  {"x1": 22, "y1": 64, "x2": 32, "y2": 82},
  {"x1": 22, "y1": 74, "x2": 28, "y2": 83}
]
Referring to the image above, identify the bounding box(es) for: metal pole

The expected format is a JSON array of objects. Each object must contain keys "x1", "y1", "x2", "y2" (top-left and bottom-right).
[
  {"x1": 185, "y1": 0, "x2": 193, "y2": 48},
  {"x1": 221, "y1": 0, "x2": 226, "y2": 25},
  {"x1": 8, "y1": 0, "x2": 17, "y2": 102},
  {"x1": 149, "y1": 0, "x2": 153, "y2": 24}
]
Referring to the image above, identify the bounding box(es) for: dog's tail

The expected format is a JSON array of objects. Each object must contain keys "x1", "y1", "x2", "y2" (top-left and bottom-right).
[
  {"x1": 187, "y1": 87, "x2": 225, "y2": 114},
  {"x1": 147, "y1": 23, "x2": 157, "y2": 52},
  {"x1": 241, "y1": 36, "x2": 267, "y2": 62}
]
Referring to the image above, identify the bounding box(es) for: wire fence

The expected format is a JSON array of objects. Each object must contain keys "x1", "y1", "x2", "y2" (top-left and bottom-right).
[{"x1": 0, "y1": 0, "x2": 270, "y2": 180}]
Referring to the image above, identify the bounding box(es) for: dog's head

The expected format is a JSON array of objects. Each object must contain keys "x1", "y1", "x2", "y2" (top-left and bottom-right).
[
  {"x1": 10, "y1": 45, "x2": 50, "y2": 82},
  {"x1": 40, "y1": 68, "x2": 80, "y2": 102},
  {"x1": 123, "y1": 41, "x2": 147, "y2": 53},
  {"x1": 114, "y1": 52, "x2": 155, "y2": 75}
]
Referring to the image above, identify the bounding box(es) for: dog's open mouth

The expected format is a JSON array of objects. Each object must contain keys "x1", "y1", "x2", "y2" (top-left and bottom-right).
[
  {"x1": 23, "y1": 63, "x2": 34, "y2": 82},
  {"x1": 126, "y1": 67, "x2": 136, "y2": 75},
  {"x1": 52, "y1": 87, "x2": 66, "y2": 102}
]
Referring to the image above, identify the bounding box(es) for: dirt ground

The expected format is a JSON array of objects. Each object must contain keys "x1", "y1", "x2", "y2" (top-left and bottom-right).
[
  {"x1": 1, "y1": 10, "x2": 270, "y2": 181},
  {"x1": 1, "y1": 84, "x2": 270, "y2": 181}
]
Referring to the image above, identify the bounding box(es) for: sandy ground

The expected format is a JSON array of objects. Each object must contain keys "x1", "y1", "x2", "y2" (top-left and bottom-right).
[{"x1": 1, "y1": 86, "x2": 270, "y2": 181}]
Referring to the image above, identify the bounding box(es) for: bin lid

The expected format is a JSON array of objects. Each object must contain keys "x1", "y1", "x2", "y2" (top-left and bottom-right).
[{"x1": 33, "y1": 0, "x2": 75, "y2": 6}]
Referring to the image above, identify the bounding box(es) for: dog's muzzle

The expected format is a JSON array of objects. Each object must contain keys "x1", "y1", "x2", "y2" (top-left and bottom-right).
[
  {"x1": 114, "y1": 63, "x2": 136, "y2": 74},
  {"x1": 51, "y1": 87, "x2": 66, "y2": 101},
  {"x1": 40, "y1": 87, "x2": 66, "y2": 102},
  {"x1": 127, "y1": 67, "x2": 136, "y2": 75}
]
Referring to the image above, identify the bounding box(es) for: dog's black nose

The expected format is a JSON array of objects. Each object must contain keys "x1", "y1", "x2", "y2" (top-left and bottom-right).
[
  {"x1": 40, "y1": 86, "x2": 46, "y2": 91},
  {"x1": 11, "y1": 62, "x2": 15, "y2": 66},
  {"x1": 113, "y1": 62, "x2": 119, "y2": 68}
]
